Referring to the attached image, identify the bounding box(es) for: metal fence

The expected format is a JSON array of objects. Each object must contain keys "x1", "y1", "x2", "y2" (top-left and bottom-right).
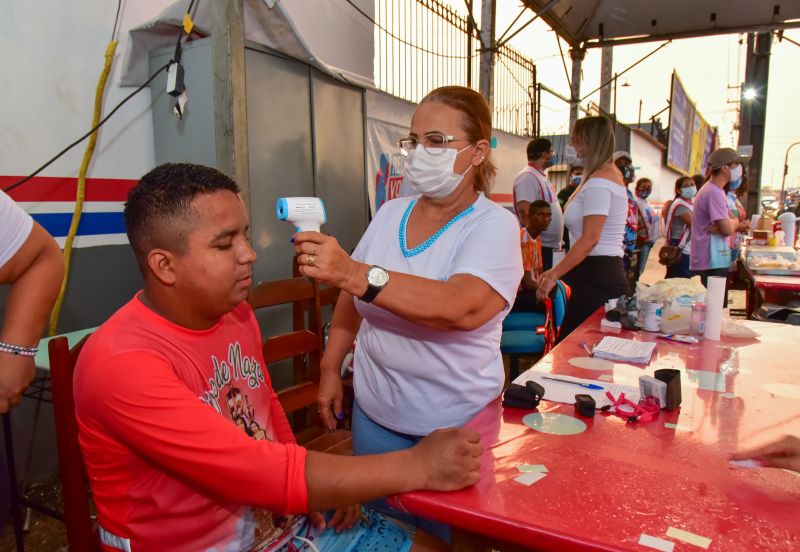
[{"x1": 374, "y1": 0, "x2": 537, "y2": 137}]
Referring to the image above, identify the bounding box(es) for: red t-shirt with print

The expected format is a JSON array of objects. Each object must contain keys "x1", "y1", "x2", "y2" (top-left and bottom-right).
[{"x1": 74, "y1": 294, "x2": 308, "y2": 551}]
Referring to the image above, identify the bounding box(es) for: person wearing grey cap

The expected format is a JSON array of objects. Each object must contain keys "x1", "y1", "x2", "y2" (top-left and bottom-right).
[{"x1": 689, "y1": 147, "x2": 750, "y2": 302}]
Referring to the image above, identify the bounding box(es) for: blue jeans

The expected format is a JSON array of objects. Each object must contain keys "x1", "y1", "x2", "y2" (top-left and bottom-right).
[
  {"x1": 351, "y1": 401, "x2": 450, "y2": 543},
  {"x1": 637, "y1": 241, "x2": 655, "y2": 277}
]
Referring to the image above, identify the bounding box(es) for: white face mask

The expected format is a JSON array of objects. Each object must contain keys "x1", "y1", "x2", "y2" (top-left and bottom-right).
[
  {"x1": 729, "y1": 164, "x2": 743, "y2": 182},
  {"x1": 403, "y1": 144, "x2": 474, "y2": 199}
]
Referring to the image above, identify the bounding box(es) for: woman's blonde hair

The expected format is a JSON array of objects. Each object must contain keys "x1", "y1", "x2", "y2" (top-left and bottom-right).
[
  {"x1": 419, "y1": 86, "x2": 496, "y2": 193},
  {"x1": 570, "y1": 116, "x2": 615, "y2": 181}
]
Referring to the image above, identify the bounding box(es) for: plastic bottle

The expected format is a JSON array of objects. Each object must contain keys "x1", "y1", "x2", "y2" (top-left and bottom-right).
[
  {"x1": 690, "y1": 300, "x2": 706, "y2": 337},
  {"x1": 779, "y1": 212, "x2": 796, "y2": 248}
]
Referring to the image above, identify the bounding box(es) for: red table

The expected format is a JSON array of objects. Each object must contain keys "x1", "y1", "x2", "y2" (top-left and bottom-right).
[
  {"x1": 740, "y1": 251, "x2": 800, "y2": 317},
  {"x1": 392, "y1": 310, "x2": 800, "y2": 551}
]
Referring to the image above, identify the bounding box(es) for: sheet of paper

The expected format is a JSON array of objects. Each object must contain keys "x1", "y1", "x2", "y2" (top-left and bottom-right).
[
  {"x1": 514, "y1": 370, "x2": 640, "y2": 408},
  {"x1": 592, "y1": 336, "x2": 656, "y2": 364}
]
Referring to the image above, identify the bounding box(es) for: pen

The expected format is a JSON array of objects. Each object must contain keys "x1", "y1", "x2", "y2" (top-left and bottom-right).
[
  {"x1": 580, "y1": 340, "x2": 593, "y2": 357},
  {"x1": 542, "y1": 375, "x2": 604, "y2": 390}
]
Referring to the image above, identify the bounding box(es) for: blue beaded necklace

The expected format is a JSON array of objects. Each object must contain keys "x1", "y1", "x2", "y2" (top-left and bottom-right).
[{"x1": 399, "y1": 198, "x2": 476, "y2": 257}]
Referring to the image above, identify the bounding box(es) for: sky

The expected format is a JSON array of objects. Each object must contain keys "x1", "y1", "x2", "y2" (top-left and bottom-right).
[{"x1": 442, "y1": 0, "x2": 800, "y2": 191}]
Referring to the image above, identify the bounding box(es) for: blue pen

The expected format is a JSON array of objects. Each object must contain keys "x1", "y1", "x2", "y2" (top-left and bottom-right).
[{"x1": 541, "y1": 375, "x2": 604, "y2": 390}]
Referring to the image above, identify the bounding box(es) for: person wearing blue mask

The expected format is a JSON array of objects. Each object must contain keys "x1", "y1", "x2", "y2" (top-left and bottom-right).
[
  {"x1": 613, "y1": 151, "x2": 639, "y2": 282},
  {"x1": 634, "y1": 177, "x2": 659, "y2": 280},
  {"x1": 690, "y1": 148, "x2": 750, "y2": 303},
  {"x1": 664, "y1": 176, "x2": 697, "y2": 279},
  {"x1": 513, "y1": 137, "x2": 564, "y2": 270},
  {"x1": 725, "y1": 173, "x2": 749, "y2": 274},
  {"x1": 558, "y1": 163, "x2": 583, "y2": 210},
  {"x1": 298, "y1": 86, "x2": 522, "y2": 541}
]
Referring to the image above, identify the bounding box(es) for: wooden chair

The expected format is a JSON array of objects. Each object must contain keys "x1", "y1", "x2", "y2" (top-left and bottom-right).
[
  {"x1": 49, "y1": 335, "x2": 101, "y2": 552},
  {"x1": 248, "y1": 274, "x2": 352, "y2": 454}
]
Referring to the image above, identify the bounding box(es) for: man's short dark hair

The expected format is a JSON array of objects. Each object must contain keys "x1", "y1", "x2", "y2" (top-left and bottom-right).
[
  {"x1": 692, "y1": 173, "x2": 706, "y2": 189},
  {"x1": 527, "y1": 138, "x2": 552, "y2": 161},
  {"x1": 530, "y1": 200, "x2": 551, "y2": 213},
  {"x1": 124, "y1": 163, "x2": 240, "y2": 269}
]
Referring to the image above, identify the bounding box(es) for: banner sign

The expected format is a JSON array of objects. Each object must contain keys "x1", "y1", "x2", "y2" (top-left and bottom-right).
[
  {"x1": 667, "y1": 72, "x2": 717, "y2": 176},
  {"x1": 366, "y1": 118, "x2": 409, "y2": 214}
]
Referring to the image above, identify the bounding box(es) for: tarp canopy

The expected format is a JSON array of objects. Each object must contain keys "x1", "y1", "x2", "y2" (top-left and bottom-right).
[{"x1": 522, "y1": 0, "x2": 800, "y2": 48}]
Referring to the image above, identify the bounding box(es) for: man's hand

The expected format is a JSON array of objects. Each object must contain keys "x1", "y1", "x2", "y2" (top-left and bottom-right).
[
  {"x1": 731, "y1": 435, "x2": 800, "y2": 473},
  {"x1": 410, "y1": 427, "x2": 482, "y2": 491},
  {"x1": 0, "y1": 354, "x2": 35, "y2": 413},
  {"x1": 308, "y1": 505, "x2": 362, "y2": 533}
]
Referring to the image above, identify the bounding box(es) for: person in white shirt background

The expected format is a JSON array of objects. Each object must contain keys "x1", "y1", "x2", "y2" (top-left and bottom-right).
[
  {"x1": 536, "y1": 116, "x2": 629, "y2": 340},
  {"x1": 513, "y1": 138, "x2": 564, "y2": 270},
  {"x1": 295, "y1": 85, "x2": 522, "y2": 540}
]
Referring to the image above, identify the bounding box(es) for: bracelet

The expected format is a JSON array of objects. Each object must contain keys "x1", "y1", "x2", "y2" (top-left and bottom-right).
[{"x1": 0, "y1": 341, "x2": 38, "y2": 357}]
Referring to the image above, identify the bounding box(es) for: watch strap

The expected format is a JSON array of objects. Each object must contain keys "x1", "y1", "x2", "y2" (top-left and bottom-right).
[{"x1": 360, "y1": 283, "x2": 382, "y2": 303}]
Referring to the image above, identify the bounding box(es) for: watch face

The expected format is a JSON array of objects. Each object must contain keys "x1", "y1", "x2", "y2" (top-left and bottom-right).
[{"x1": 367, "y1": 266, "x2": 389, "y2": 287}]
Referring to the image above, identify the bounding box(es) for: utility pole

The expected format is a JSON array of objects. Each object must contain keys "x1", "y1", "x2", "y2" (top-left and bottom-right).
[
  {"x1": 738, "y1": 32, "x2": 772, "y2": 216},
  {"x1": 479, "y1": 0, "x2": 496, "y2": 110},
  {"x1": 212, "y1": 0, "x2": 250, "y2": 209},
  {"x1": 599, "y1": 46, "x2": 613, "y2": 114},
  {"x1": 466, "y1": 0, "x2": 474, "y2": 88},
  {"x1": 569, "y1": 48, "x2": 585, "y2": 131}
]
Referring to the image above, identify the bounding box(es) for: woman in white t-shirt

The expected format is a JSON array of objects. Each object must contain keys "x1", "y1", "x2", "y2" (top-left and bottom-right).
[
  {"x1": 536, "y1": 116, "x2": 629, "y2": 339},
  {"x1": 293, "y1": 86, "x2": 521, "y2": 490}
]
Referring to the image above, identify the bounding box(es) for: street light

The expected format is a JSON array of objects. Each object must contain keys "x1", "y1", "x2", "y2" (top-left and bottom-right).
[
  {"x1": 780, "y1": 141, "x2": 800, "y2": 211},
  {"x1": 743, "y1": 88, "x2": 758, "y2": 101}
]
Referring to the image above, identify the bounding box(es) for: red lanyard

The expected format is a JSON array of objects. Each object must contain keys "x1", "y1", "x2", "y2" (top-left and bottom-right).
[{"x1": 605, "y1": 392, "x2": 661, "y2": 423}]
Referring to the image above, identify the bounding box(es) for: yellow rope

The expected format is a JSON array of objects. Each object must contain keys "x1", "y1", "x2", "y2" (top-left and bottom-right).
[{"x1": 48, "y1": 40, "x2": 118, "y2": 335}]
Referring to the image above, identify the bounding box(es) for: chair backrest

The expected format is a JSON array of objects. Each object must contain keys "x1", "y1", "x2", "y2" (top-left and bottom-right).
[
  {"x1": 543, "y1": 280, "x2": 571, "y2": 353},
  {"x1": 247, "y1": 274, "x2": 339, "y2": 416},
  {"x1": 49, "y1": 335, "x2": 101, "y2": 552},
  {"x1": 553, "y1": 280, "x2": 570, "y2": 328}
]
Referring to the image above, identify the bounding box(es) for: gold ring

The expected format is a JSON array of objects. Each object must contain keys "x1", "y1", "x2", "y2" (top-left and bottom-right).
[{"x1": 308, "y1": 254, "x2": 316, "y2": 267}]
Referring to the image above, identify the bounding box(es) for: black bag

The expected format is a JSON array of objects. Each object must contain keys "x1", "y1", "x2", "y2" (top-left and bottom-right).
[
  {"x1": 659, "y1": 201, "x2": 689, "y2": 266},
  {"x1": 658, "y1": 244, "x2": 682, "y2": 266}
]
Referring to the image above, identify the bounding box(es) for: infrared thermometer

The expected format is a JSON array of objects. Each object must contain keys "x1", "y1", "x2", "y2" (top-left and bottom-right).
[{"x1": 276, "y1": 197, "x2": 326, "y2": 233}]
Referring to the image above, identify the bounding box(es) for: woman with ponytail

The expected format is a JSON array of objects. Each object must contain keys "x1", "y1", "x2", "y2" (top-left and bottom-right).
[{"x1": 536, "y1": 116, "x2": 629, "y2": 339}]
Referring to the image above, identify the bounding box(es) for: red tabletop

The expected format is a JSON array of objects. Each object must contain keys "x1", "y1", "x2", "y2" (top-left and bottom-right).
[
  {"x1": 751, "y1": 273, "x2": 800, "y2": 291},
  {"x1": 392, "y1": 310, "x2": 800, "y2": 551}
]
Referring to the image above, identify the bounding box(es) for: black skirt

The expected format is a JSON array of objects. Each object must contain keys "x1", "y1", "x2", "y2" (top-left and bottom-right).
[{"x1": 559, "y1": 256, "x2": 629, "y2": 341}]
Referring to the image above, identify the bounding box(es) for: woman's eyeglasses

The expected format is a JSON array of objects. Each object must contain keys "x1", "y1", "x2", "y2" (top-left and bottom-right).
[{"x1": 398, "y1": 132, "x2": 469, "y2": 157}]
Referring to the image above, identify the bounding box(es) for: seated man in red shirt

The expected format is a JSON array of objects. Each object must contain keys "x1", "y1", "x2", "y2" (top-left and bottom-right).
[
  {"x1": 74, "y1": 164, "x2": 481, "y2": 552},
  {"x1": 511, "y1": 200, "x2": 551, "y2": 313}
]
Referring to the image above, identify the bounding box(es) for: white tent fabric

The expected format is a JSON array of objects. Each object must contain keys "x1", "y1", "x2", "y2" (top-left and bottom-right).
[
  {"x1": 522, "y1": 0, "x2": 800, "y2": 47},
  {"x1": 120, "y1": 0, "x2": 372, "y2": 88}
]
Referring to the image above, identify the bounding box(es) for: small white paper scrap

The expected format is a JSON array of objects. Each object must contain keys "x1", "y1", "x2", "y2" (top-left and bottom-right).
[
  {"x1": 516, "y1": 464, "x2": 548, "y2": 473},
  {"x1": 666, "y1": 527, "x2": 711, "y2": 549},
  {"x1": 728, "y1": 459, "x2": 763, "y2": 469},
  {"x1": 513, "y1": 471, "x2": 547, "y2": 486},
  {"x1": 638, "y1": 534, "x2": 675, "y2": 552}
]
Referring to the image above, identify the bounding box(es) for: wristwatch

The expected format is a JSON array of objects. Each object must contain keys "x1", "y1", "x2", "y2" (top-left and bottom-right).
[{"x1": 360, "y1": 265, "x2": 389, "y2": 303}]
